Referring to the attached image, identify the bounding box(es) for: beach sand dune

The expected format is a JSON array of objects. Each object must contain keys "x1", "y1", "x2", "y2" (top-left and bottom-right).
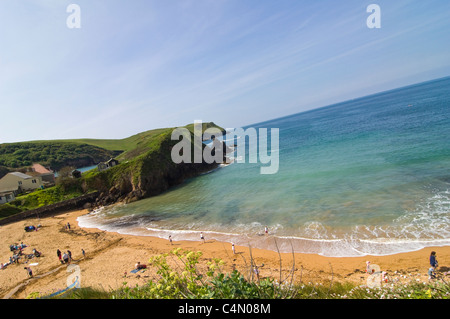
[{"x1": 1, "y1": 209, "x2": 448, "y2": 299}]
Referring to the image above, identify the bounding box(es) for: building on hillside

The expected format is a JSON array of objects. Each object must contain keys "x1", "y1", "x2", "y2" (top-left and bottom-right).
[
  {"x1": 0, "y1": 172, "x2": 43, "y2": 194},
  {"x1": 28, "y1": 163, "x2": 55, "y2": 184},
  {"x1": 97, "y1": 158, "x2": 119, "y2": 172},
  {"x1": 0, "y1": 190, "x2": 16, "y2": 204},
  {"x1": 106, "y1": 158, "x2": 119, "y2": 167},
  {"x1": 71, "y1": 169, "x2": 82, "y2": 178}
]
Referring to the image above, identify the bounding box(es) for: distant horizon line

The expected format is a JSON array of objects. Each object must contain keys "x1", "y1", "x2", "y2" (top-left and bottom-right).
[{"x1": 244, "y1": 74, "x2": 450, "y2": 129}]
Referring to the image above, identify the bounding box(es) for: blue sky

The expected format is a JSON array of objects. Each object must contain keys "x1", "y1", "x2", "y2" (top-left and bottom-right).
[{"x1": 1, "y1": 0, "x2": 449, "y2": 143}]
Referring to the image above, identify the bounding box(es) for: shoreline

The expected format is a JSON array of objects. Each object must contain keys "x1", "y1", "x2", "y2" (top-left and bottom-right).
[
  {"x1": 1, "y1": 208, "x2": 449, "y2": 299},
  {"x1": 77, "y1": 204, "x2": 450, "y2": 259}
]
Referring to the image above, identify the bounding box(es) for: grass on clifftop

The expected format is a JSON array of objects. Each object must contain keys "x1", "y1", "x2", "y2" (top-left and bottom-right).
[{"x1": 71, "y1": 121, "x2": 224, "y2": 162}]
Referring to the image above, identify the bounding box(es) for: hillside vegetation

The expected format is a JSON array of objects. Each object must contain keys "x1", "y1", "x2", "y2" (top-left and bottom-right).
[{"x1": 0, "y1": 142, "x2": 119, "y2": 173}]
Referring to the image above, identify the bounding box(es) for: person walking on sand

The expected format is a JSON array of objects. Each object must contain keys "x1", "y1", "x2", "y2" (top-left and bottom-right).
[
  {"x1": 428, "y1": 251, "x2": 438, "y2": 280},
  {"x1": 62, "y1": 252, "x2": 69, "y2": 264},
  {"x1": 24, "y1": 267, "x2": 33, "y2": 277},
  {"x1": 430, "y1": 251, "x2": 438, "y2": 269},
  {"x1": 57, "y1": 249, "x2": 62, "y2": 264},
  {"x1": 200, "y1": 232, "x2": 205, "y2": 243},
  {"x1": 232, "y1": 243, "x2": 236, "y2": 254},
  {"x1": 82, "y1": 249, "x2": 86, "y2": 259},
  {"x1": 264, "y1": 226, "x2": 269, "y2": 235},
  {"x1": 169, "y1": 235, "x2": 173, "y2": 245},
  {"x1": 254, "y1": 265, "x2": 260, "y2": 281}
]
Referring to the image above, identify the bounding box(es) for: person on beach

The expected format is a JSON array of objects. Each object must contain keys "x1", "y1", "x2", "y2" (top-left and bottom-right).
[
  {"x1": 428, "y1": 267, "x2": 436, "y2": 280},
  {"x1": 68, "y1": 250, "x2": 72, "y2": 262},
  {"x1": 264, "y1": 226, "x2": 268, "y2": 235},
  {"x1": 169, "y1": 235, "x2": 173, "y2": 245},
  {"x1": 430, "y1": 251, "x2": 438, "y2": 269},
  {"x1": 135, "y1": 262, "x2": 147, "y2": 270},
  {"x1": 232, "y1": 243, "x2": 236, "y2": 254},
  {"x1": 62, "y1": 252, "x2": 69, "y2": 264},
  {"x1": 32, "y1": 248, "x2": 41, "y2": 257},
  {"x1": 24, "y1": 267, "x2": 33, "y2": 277},
  {"x1": 82, "y1": 249, "x2": 86, "y2": 258},
  {"x1": 57, "y1": 249, "x2": 62, "y2": 263},
  {"x1": 200, "y1": 232, "x2": 205, "y2": 243},
  {"x1": 254, "y1": 265, "x2": 260, "y2": 281},
  {"x1": 427, "y1": 251, "x2": 438, "y2": 280}
]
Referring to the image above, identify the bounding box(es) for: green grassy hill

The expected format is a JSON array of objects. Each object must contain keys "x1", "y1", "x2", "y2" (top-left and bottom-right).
[{"x1": 68, "y1": 121, "x2": 224, "y2": 161}]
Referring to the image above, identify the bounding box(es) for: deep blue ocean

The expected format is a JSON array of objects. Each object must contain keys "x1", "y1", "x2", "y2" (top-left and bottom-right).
[{"x1": 78, "y1": 76, "x2": 450, "y2": 257}]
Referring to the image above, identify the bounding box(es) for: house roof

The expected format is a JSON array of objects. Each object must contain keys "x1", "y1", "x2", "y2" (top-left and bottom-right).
[
  {"x1": 32, "y1": 163, "x2": 52, "y2": 174},
  {"x1": 9, "y1": 172, "x2": 33, "y2": 179}
]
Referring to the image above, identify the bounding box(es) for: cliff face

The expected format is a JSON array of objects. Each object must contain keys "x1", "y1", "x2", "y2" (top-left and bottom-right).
[{"x1": 87, "y1": 128, "x2": 220, "y2": 207}]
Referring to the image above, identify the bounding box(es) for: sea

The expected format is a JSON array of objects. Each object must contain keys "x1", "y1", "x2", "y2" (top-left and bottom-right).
[{"x1": 78, "y1": 76, "x2": 450, "y2": 257}]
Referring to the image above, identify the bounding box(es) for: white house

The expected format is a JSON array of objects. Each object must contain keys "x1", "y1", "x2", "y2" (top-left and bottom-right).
[
  {"x1": 0, "y1": 172, "x2": 43, "y2": 193},
  {"x1": 98, "y1": 158, "x2": 120, "y2": 172},
  {"x1": 0, "y1": 191, "x2": 16, "y2": 204}
]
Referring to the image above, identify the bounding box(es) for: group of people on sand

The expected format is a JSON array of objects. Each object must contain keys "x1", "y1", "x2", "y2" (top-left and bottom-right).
[
  {"x1": 167, "y1": 226, "x2": 271, "y2": 248},
  {"x1": 56, "y1": 248, "x2": 85, "y2": 264},
  {"x1": 1, "y1": 242, "x2": 42, "y2": 271},
  {"x1": 364, "y1": 250, "x2": 445, "y2": 283},
  {"x1": 166, "y1": 226, "x2": 273, "y2": 258},
  {"x1": 57, "y1": 249, "x2": 71, "y2": 264}
]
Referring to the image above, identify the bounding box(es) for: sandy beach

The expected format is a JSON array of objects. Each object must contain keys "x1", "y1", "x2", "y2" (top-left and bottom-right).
[{"x1": 1, "y1": 208, "x2": 449, "y2": 299}]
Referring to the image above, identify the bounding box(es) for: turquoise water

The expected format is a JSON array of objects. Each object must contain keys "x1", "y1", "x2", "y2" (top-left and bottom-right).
[{"x1": 78, "y1": 77, "x2": 450, "y2": 256}]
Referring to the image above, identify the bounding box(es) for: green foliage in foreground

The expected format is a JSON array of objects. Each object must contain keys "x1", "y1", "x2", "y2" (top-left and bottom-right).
[
  {"x1": 113, "y1": 249, "x2": 287, "y2": 299},
  {"x1": 37, "y1": 249, "x2": 450, "y2": 300}
]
